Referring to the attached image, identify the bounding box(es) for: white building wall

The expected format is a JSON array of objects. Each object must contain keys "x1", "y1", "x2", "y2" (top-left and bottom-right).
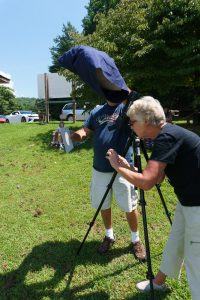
[{"x1": 0, "y1": 71, "x2": 15, "y2": 95}]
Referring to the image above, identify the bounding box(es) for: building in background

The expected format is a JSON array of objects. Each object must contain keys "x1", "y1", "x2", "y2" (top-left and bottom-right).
[{"x1": 0, "y1": 71, "x2": 15, "y2": 95}]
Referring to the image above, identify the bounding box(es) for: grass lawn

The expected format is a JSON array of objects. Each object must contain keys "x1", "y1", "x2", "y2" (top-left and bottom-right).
[{"x1": 0, "y1": 121, "x2": 196, "y2": 300}]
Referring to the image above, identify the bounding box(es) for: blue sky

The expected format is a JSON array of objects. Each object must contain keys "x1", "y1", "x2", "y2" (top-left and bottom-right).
[{"x1": 0, "y1": 0, "x2": 89, "y2": 98}]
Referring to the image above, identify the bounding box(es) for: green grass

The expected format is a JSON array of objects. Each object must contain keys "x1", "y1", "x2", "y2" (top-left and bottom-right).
[{"x1": 0, "y1": 121, "x2": 194, "y2": 299}]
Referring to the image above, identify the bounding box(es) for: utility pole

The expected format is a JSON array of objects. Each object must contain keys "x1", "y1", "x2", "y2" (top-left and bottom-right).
[
  {"x1": 44, "y1": 73, "x2": 49, "y2": 123},
  {"x1": 72, "y1": 80, "x2": 76, "y2": 123}
]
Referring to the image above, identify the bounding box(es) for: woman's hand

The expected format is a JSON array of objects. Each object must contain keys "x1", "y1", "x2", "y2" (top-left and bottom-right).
[{"x1": 106, "y1": 149, "x2": 130, "y2": 170}]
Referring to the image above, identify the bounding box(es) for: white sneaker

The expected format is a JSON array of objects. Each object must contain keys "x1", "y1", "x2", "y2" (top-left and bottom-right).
[{"x1": 136, "y1": 280, "x2": 167, "y2": 292}]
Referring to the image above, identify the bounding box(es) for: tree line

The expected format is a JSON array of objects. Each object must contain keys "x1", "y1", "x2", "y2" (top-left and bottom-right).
[
  {"x1": 0, "y1": 86, "x2": 40, "y2": 115},
  {"x1": 50, "y1": 0, "x2": 200, "y2": 114}
]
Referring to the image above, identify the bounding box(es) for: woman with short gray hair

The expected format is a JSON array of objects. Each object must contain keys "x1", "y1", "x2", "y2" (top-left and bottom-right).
[
  {"x1": 106, "y1": 96, "x2": 200, "y2": 299},
  {"x1": 127, "y1": 96, "x2": 166, "y2": 126}
]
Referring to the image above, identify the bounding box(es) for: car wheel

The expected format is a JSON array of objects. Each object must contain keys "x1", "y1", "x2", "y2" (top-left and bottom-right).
[
  {"x1": 67, "y1": 115, "x2": 74, "y2": 121},
  {"x1": 6, "y1": 119, "x2": 10, "y2": 123},
  {"x1": 21, "y1": 117, "x2": 26, "y2": 122}
]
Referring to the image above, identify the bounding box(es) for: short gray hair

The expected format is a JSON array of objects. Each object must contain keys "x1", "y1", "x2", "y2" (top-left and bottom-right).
[{"x1": 127, "y1": 96, "x2": 166, "y2": 126}]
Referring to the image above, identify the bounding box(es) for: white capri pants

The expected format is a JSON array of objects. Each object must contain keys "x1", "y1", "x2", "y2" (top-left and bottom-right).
[
  {"x1": 160, "y1": 202, "x2": 200, "y2": 300},
  {"x1": 90, "y1": 168, "x2": 138, "y2": 212}
]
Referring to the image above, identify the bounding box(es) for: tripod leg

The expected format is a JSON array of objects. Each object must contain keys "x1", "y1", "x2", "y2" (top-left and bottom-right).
[
  {"x1": 139, "y1": 189, "x2": 155, "y2": 299},
  {"x1": 155, "y1": 184, "x2": 172, "y2": 225},
  {"x1": 135, "y1": 137, "x2": 155, "y2": 299}
]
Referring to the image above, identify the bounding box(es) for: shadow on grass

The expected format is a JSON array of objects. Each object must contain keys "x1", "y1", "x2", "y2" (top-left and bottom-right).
[{"x1": 0, "y1": 239, "x2": 169, "y2": 300}]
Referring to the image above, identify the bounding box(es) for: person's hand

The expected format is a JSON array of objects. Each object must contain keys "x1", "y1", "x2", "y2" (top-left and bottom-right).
[
  {"x1": 70, "y1": 131, "x2": 82, "y2": 142},
  {"x1": 106, "y1": 149, "x2": 130, "y2": 169},
  {"x1": 106, "y1": 149, "x2": 119, "y2": 169},
  {"x1": 117, "y1": 155, "x2": 130, "y2": 168}
]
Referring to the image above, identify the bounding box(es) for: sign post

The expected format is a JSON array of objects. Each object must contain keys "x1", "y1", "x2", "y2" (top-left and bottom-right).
[{"x1": 44, "y1": 73, "x2": 49, "y2": 123}]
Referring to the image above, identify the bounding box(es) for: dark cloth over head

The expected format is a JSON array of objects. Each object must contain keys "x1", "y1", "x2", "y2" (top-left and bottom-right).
[{"x1": 58, "y1": 45, "x2": 129, "y2": 103}]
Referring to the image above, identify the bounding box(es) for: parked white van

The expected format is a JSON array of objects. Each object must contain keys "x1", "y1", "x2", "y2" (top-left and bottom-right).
[{"x1": 60, "y1": 102, "x2": 89, "y2": 121}]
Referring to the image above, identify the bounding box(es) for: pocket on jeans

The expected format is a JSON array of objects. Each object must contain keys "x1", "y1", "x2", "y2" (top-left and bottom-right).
[{"x1": 188, "y1": 235, "x2": 200, "y2": 256}]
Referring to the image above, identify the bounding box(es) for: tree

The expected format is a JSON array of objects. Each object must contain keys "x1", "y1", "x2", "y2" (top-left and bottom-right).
[
  {"x1": 55, "y1": 0, "x2": 149, "y2": 106},
  {"x1": 49, "y1": 4, "x2": 123, "y2": 107},
  {"x1": 49, "y1": 22, "x2": 79, "y2": 73},
  {"x1": 134, "y1": 0, "x2": 200, "y2": 107},
  {"x1": 50, "y1": 0, "x2": 200, "y2": 112},
  {"x1": 15, "y1": 97, "x2": 37, "y2": 111},
  {"x1": 82, "y1": 0, "x2": 120, "y2": 35},
  {"x1": 78, "y1": 0, "x2": 151, "y2": 91},
  {"x1": 79, "y1": 0, "x2": 200, "y2": 110},
  {"x1": 0, "y1": 86, "x2": 18, "y2": 114},
  {"x1": 35, "y1": 99, "x2": 46, "y2": 115}
]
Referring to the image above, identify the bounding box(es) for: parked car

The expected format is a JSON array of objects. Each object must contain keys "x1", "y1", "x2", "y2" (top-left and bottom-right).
[
  {"x1": 5, "y1": 111, "x2": 39, "y2": 123},
  {"x1": 0, "y1": 115, "x2": 7, "y2": 123},
  {"x1": 60, "y1": 103, "x2": 89, "y2": 121}
]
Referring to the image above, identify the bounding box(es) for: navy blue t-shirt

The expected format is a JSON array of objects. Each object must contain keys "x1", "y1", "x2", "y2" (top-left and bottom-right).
[
  {"x1": 84, "y1": 103, "x2": 133, "y2": 172},
  {"x1": 150, "y1": 123, "x2": 200, "y2": 206}
]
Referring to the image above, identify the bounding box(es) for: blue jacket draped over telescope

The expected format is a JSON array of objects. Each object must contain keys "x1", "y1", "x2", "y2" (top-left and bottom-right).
[{"x1": 59, "y1": 45, "x2": 129, "y2": 103}]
